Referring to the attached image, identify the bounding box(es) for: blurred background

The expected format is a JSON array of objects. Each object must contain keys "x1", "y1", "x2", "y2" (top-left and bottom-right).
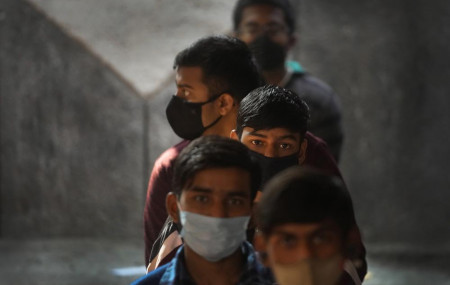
[{"x1": 1, "y1": 0, "x2": 449, "y2": 284}]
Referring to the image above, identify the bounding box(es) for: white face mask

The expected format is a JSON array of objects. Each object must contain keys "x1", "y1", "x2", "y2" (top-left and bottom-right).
[
  {"x1": 271, "y1": 254, "x2": 343, "y2": 285},
  {"x1": 179, "y1": 210, "x2": 250, "y2": 262}
]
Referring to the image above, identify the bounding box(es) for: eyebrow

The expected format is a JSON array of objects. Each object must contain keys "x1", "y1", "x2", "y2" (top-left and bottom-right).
[
  {"x1": 175, "y1": 81, "x2": 194, "y2": 89},
  {"x1": 273, "y1": 225, "x2": 335, "y2": 236},
  {"x1": 247, "y1": 131, "x2": 267, "y2": 138},
  {"x1": 248, "y1": 131, "x2": 298, "y2": 141},
  {"x1": 187, "y1": 187, "x2": 249, "y2": 198},
  {"x1": 243, "y1": 22, "x2": 259, "y2": 27},
  {"x1": 227, "y1": 191, "x2": 250, "y2": 198},
  {"x1": 278, "y1": 134, "x2": 298, "y2": 140},
  {"x1": 187, "y1": 186, "x2": 212, "y2": 193}
]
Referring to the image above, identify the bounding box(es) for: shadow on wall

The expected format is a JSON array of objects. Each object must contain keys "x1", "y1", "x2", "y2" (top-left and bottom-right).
[{"x1": 1, "y1": 0, "x2": 146, "y2": 238}]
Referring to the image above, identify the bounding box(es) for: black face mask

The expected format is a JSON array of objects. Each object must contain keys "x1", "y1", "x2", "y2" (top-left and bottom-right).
[
  {"x1": 249, "y1": 150, "x2": 299, "y2": 189},
  {"x1": 248, "y1": 35, "x2": 287, "y2": 71},
  {"x1": 165, "y1": 94, "x2": 222, "y2": 140}
]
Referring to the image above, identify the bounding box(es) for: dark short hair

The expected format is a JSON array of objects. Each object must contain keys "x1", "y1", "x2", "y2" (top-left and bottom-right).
[
  {"x1": 232, "y1": 0, "x2": 296, "y2": 34},
  {"x1": 173, "y1": 136, "x2": 261, "y2": 200},
  {"x1": 173, "y1": 36, "x2": 261, "y2": 103},
  {"x1": 236, "y1": 85, "x2": 309, "y2": 139},
  {"x1": 257, "y1": 166, "x2": 356, "y2": 237}
]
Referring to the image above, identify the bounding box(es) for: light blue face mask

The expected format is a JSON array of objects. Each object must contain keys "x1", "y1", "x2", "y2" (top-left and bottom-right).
[{"x1": 179, "y1": 210, "x2": 250, "y2": 262}]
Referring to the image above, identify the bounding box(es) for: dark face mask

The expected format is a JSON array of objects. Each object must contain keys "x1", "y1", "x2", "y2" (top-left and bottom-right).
[
  {"x1": 248, "y1": 35, "x2": 287, "y2": 71},
  {"x1": 165, "y1": 94, "x2": 222, "y2": 140},
  {"x1": 249, "y1": 150, "x2": 299, "y2": 189}
]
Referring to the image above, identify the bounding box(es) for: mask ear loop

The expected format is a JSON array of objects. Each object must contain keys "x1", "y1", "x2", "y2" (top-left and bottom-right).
[
  {"x1": 173, "y1": 91, "x2": 225, "y2": 107},
  {"x1": 201, "y1": 91, "x2": 226, "y2": 105},
  {"x1": 175, "y1": 201, "x2": 184, "y2": 233},
  {"x1": 203, "y1": 115, "x2": 222, "y2": 130},
  {"x1": 201, "y1": 91, "x2": 231, "y2": 130}
]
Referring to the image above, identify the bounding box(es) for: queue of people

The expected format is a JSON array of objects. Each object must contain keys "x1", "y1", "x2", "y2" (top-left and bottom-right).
[{"x1": 135, "y1": 1, "x2": 365, "y2": 284}]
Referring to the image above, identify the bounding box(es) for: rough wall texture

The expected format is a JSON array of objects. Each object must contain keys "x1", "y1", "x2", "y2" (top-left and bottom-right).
[
  {"x1": 1, "y1": 0, "x2": 145, "y2": 238},
  {"x1": 295, "y1": 0, "x2": 450, "y2": 248},
  {"x1": 1, "y1": 0, "x2": 450, "y2": 250}
]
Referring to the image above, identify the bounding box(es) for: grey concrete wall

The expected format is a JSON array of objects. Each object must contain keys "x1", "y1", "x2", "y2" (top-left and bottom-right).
[
  {"x1": 2, "y1": 0, "x2": 450, "y2": 251},
  {"x1": 295, "y1": 0, "x2": 450, "y2": 248},
  {"x1": 1, "y1": 0, "x2": 145, "y2": 238}
]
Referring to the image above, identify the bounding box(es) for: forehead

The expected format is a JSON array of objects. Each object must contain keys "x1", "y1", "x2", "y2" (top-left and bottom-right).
[
  {"x1": 184, "y1": 167, "x2": 252, "y2": 195},
  {"x1": 175, "y1": 66, "x2": 205, "y2": 86},
  {"x1": 270, "y1": 221, "x2": 342, "y2": 238},
  {"x1": 239, "y1": 4, "x2": 286, "y2": 26},
  {"x1": 242, "y1": 127, "x2": 300, "y2": 140}
]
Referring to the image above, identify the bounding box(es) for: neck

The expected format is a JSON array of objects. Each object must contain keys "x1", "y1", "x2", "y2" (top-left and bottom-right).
[
  {"x1": 261, "y1": 66, "x2": 287, "y2": 86},
  {"x1": 184, "y1": 246, "x2": 244, "y2": 285}
]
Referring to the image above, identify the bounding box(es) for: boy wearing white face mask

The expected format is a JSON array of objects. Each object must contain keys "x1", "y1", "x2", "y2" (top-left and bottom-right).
[
  {"x1": 131, "y1": 136, "x2": 274, "y2": 285},
  {"x1": 256, "y1": 167, "x2": 363, "y2": 285}
]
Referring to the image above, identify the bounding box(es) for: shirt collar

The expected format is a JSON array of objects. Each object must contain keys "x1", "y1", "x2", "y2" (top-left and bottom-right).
[{"x1": 160, "y1": 242, "x2": 274, "y2": 285}]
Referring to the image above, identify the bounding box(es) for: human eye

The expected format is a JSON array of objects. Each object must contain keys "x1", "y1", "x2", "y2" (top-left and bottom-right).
[
  {"x1": 267, "y1": 24, "x2": 286, "y2": 36},
  {"x1": 193, "y1": 195, "x2": 209, "y2": 204},
  {"x1": 280, "y1": 234, "x2": 298, "y2": 248},
  {"x1": 177, "y1": 87, "x2": 191, "y2": 99},
  {"x1": 312, "y1": 231, "x2": 334, "y2": 245},
  {"x1": 241, "y1": 24, "x2": 260, "y2": 35},
  {"x1": 181, "y1": 89, "x2": 192, "y2": 99},
  {"x1": 228, "y1": 197, "x2": 245, "y2": 206},
  {"x1": 279, "y1": 143, "x2": 291, "y2": 149},
  {"x1": 251, "y1": 139, "x2": 263, "y2": 146}
]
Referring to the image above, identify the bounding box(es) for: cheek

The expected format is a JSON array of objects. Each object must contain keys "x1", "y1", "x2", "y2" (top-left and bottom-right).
[
  {"x1": 267, "y1": 242, "x2": 297, "y2": 265},
  {"x1": 243, "y1": 141, "x2": 257, "y2": 151},
  {"x1": 238, "y1": 34, "x2": 255, "y2": 45},
  {"x1": 268, "y1": 36, "x2": 292, "y2": 53},
  {"x1": 178, "y1": 196, "x2": 196, "y2": 214},
  {"x1": 315, "y1": 242, "x2": 342, "y2": 259},
  {"x1": 229, "y1": 205, "x2": 252, "y2": 217},
  {"x1": 200, "y1": 104, "x2": 217, "y2": 126},
  {"x1": 180, "y1": 197, "x2": 201, "y2": 214},
  {"x1": 266, "y1": 238, "x2": 294, "y2": 264},
  {"x1": 283, "y1": 146, "x2": 300, "y2": 156},
  {"x1": 241, "y1": 140, "x2": 266, "y2": 154}
]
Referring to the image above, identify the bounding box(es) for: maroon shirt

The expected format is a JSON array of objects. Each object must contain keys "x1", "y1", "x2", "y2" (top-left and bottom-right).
[
  {"x1": 143, "y1": 140, "x2": 190, "y2": 265},
  {"x1": 303, "y1": 132, "x2": 342, "y2": 178}
]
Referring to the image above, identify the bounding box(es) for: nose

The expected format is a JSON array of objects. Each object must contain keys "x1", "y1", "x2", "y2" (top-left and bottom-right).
[
  {"x1": 175, "y1": 91, "x2": 184, "y2": 98},
  {"x1": 264, "y1": 145, "x2": 278, "y2": 158},
  {"x1": 252, "y1": 26, "x2": 272, "y2": 38},
  {"x1": 295, "y1": 241, "x2": 314, "y2": 260},
  {"x1": 209, "y1": 202, "x2": 227, "y2": 218}
]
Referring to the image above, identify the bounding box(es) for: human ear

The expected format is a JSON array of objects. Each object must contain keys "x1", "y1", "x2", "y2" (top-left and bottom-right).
[
  {"x1": 253, "y1": 231, "x2": 266, "y2": 251},
  {"x1": 217, "y1": 93, "x2": 236, "y2": 115},
  {"x1": 230, "y1": 129, "x2": 240, "y2": 140},
  {"x1": 166, "y1": 192, "x2": 180, "y2": 224},
  {"x1": 344, "y1": 225, "x2": 364, "y2": 260},
  {"x1": 298, "y1": 138, "x2": 308, "y2": 164},
  {"x1": 288, "y1": 33, "x2": 298, "y2": 50},
  {"x1": 254, "y1": 233, "x2": 271, "y2": 267}
]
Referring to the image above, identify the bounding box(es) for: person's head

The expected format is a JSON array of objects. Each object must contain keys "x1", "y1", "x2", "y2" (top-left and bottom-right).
[
  {"x1": 166, "y1": 36, "x2": 261, "y2": 140},
  {"x1": 166, "y1": 136, "x2": 261, "y2": 262},
  {"x1": 232, "y1": 85, "x2": 309, "y2": 158},
  {"x1": 257, "y1": 167, "x2": 355, "y2": 285},
  {"x1": 231, "y1": 85, "x2": 309, "y2": 187},
  {"x1": 232, "y1": 0, "x2": 297, "y2": 71}
]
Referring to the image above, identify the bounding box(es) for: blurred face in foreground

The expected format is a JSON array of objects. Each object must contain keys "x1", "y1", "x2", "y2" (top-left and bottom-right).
[{"x1": 263, "y1": 220, "x2": 346, "y2": 285}]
